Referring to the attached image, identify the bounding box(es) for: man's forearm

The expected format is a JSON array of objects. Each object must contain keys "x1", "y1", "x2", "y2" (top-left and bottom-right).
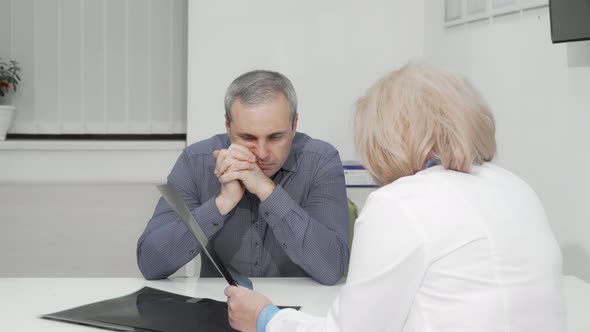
[
  {"x1": 137, "y1": 196, "x2": 230, "y2": 279},
  {"x1": 137, "y1": 213, "x2": 200, "y2": 279}
]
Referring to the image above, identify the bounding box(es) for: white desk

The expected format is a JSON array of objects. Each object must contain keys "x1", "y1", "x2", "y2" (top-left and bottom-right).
[
  {"x1": 1, "y1": 276, "x2": 589, "y2": 331},
  {"x1": 0, "y1": 277, "x2": 338, "y2": 331}
]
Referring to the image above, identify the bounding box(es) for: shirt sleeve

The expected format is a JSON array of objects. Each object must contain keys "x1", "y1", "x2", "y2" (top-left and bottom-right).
[
  {"x1": 259, "y1": 149, "x2": 350, "y2": 285},
  {"x1": 266, "y1": 190, "x2": 428, "y2": 332},
  {"x1": 257, "y1": 305, "x2": 281, "y2": 332},
  {"x1": 136, "y1": 150, "x2": 230, "y2": 280}
]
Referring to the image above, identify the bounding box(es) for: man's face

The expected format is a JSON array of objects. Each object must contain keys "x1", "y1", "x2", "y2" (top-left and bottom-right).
[{"x1": 226, "y1": 94, "x2": 297, "y2": 178}]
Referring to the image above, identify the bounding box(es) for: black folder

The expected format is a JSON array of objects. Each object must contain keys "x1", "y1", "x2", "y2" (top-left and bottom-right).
[{"x1": 41, "y1": 286, "x2": 299, "y2": 332}]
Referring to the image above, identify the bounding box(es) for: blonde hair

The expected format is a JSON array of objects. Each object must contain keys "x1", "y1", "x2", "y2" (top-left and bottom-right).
[{"x1": 355, "y1": 63, "x2": 496, "y2": 185}]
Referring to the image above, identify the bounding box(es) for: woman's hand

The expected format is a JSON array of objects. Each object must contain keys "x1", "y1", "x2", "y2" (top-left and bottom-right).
[{"x1": 225, "y1": 285, "x2": 273, "y2": 332}]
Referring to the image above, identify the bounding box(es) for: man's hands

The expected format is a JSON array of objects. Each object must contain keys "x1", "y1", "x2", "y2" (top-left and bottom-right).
[
  {"x1": 213, "y1": 147, "x2": 248, "y2": 215},
  {"x1": 213, "y1": 144, "x2": 276, "y2": 215},
  {"x1": 225, "y1": 285, "x2": 273, "y2": 332}
]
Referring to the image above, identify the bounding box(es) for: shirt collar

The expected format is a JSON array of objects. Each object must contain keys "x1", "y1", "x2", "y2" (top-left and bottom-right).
[{"x1": 421, "y1": 158, "x2": 441, "y2": 170}]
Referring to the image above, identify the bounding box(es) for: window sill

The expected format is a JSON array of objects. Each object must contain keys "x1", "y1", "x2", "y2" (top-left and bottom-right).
[
  {"x1": 0, "y1": 139, "x2": 185, "y2": 151},
  {"x1": 0, "y1": 140, "x2": 185, "y2": 183}
]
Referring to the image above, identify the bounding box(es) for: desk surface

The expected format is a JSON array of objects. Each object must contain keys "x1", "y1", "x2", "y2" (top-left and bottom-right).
[
  {"x1": 0, "y1": 277, "x2": 339, "y2": 331},
  {"x1": 1, "y1": 276, "x2": 590, "y2": 331}
]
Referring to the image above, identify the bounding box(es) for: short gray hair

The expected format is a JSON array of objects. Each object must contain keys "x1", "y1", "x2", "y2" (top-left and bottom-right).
[{"x1": 224, "y1": 70, "x2": 298, "y2": 123}]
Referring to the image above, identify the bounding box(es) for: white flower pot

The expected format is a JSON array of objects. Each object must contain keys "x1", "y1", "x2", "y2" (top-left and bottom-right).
[{"x1": 0, "y1": 105, "x2": 16, "y2": 140}]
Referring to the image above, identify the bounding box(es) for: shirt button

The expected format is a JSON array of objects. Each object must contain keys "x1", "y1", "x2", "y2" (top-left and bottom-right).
[
  {"x1": 254, "y1": 261, "x2": 259, "y2": 268},
  {"x1": 255, "y1": 222, "x2": 259, "y2": 228},
  {"x1": 264, "y1": 212, "x2": 270, "y2": 218},
  {"x1": 255, "y1": 242, "x2": 259, "y2": 248},
  {"x1": 282, "y1": 243, "x2": 287, "y2": 249},
  {"x1": 189, "y1": 250, "x2": 195, "y2": 256}
]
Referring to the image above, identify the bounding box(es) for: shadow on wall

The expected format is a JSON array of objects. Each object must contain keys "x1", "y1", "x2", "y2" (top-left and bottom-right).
[
  {"x1": 567, "y1": 41, "x2": 590, "y2": 67},
  {"x1": 562, "y1": 243, "x2": 590, "y2": 283}
]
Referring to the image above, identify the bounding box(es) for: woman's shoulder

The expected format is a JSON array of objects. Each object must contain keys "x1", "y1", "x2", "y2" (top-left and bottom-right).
[{"x1": 374, "y1": 163, "x2": 533, "y2": 204}]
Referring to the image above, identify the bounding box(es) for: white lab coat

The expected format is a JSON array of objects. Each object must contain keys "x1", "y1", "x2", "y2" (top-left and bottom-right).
[{"x1": 268, "y1": 163, "x2": 566, "y2": 332}]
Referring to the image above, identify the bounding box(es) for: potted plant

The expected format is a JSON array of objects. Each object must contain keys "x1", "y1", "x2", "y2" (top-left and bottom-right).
[{"x1": 0, "y1": 58, "x2": 21, "y2": 140}]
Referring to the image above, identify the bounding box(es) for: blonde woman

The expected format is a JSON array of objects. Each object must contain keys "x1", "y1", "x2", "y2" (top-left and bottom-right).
[{"x1": 224, "y1": 63, "x2": 566, "y2": 332}]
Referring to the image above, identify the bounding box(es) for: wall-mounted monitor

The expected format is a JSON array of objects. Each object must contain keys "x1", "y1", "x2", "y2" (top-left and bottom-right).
[{"x1": 549, "y1": 0, "x2": 590, "y2": 43}]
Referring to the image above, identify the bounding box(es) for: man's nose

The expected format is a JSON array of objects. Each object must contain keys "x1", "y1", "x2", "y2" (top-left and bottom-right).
[{"x1": 252, "y1": 141, "x2": 270, "y2": 161}]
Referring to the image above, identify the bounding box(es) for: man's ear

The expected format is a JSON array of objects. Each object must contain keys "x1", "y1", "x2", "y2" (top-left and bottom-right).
[
  {"x1": 291, "y1": 113, "x2": 299, "y2": 133},
  {"x1": 225, "y1": 114, "x2": 231, "y2": 132}
]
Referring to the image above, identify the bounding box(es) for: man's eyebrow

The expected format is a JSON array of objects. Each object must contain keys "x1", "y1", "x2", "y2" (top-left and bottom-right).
[
  {"x1": 236, "y1": 131, "x2": 287, "y2": 139},
  {"x1": 267, "y1": 131, "x2": 287, "y2": 137}
]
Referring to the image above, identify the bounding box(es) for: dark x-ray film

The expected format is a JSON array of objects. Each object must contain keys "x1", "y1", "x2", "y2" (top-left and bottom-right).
[
  {"x1": 41, "y1": 287, "x2": 231, "y2": 332},
  {"x1": 41, "y1": 287, "x2": 300, "y2": 332},
  {"x1": 157, "y1": 183, "x2": 252, "y2": 289}
]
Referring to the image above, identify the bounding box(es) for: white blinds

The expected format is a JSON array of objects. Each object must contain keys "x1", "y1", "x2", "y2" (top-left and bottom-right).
[{"x1": 0, "y1": 0, "x2": 187, "y2": 134}]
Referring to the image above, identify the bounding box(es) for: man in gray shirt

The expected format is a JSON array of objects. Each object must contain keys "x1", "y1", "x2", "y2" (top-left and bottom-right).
[{"x1": 137, "y1": 70, "x2": 349, "y2": 285}]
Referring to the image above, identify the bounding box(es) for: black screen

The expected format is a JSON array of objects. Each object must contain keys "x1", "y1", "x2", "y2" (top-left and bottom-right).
[{"x1": 549, "y1": 0, "x2": 590, "y2": 43}]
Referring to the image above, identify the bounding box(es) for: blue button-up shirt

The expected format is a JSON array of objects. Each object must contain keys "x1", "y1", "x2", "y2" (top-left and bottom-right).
[{"x1": 137, "y1": 133, "x2": 350, "y2": 285}]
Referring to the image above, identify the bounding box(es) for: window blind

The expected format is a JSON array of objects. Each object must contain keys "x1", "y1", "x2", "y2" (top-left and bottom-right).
[{"x1": 0, "y1": 0, "x2": 187, "y2": 135}]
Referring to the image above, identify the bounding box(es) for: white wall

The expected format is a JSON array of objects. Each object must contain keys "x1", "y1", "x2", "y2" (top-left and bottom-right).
[
  {"x1": 424, "y1": 5, "x2": 590, "y2": 281},
  {"x1": 0, "y1": 184, "x2": 158, "y2": 277},
  {"x1": 187, "y1": 0, "x2": 425, "y2": 161}
]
